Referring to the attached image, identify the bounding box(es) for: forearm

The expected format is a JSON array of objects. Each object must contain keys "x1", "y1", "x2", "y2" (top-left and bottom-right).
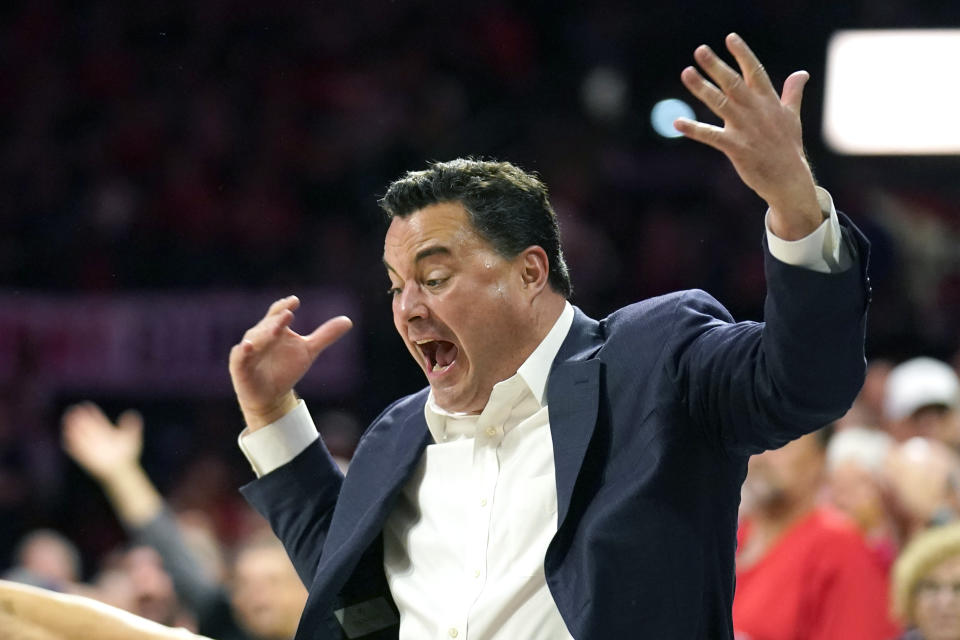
[
  {"x1": 760, "y1": 215, "x2": 869, "y2": 412},
  {"x1": 0, "y1": 580, "x2": 212, "y2": 640},
  {"x1": 674, "y1": 214, "x2": 869, "y2": 455},
  {"x1": 240, "y1": 438, "x2": 343, "y2": 586},
  {"x1": 132, "y1": 508, "x2": 224, "y2": 615},
  {"x1": 98, "y1": 464, "x2": 164, "y2": 528},
  {"x1": 743, "y1": 218, "x2": 868, "y2": 447}
]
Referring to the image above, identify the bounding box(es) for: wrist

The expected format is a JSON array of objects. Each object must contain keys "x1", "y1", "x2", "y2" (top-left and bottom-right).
[
  {"x1": 242, "y1": 392, "x2": 299, "y2": 432},
  {"x1": 767, "y1": 188, "x2": 823, "y2": 240},
  {"x1": 96, "y1": 461, "x2": 143, "y2": 487}
]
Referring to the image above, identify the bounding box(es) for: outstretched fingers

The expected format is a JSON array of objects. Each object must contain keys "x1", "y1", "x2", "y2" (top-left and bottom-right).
[
  {"x1": 684, "y1": 34, "x2": 778, "y2": 123},
  {"x1": 237, "y1": 300, "x2": 298, "y2": 355},
  {"x1": 673, "y1": 117, "x2": 726, "y2": 152},
  {"x1": 63, "y1": 402, "x2": 111, "y2": 435},
  {"x1": 117, "y1": 409, "x2": 144, "y2": 435},
  {"x1": 62, "y1": 403, "x2": 112, "y2": 458},
  {"x1": 780, "y1": 70, "x2": 810, "y2": 115},
  {"x1": 676, "y1": 33, "x2": 817, "y2": 219},
  {"x1": 725, "y1": 33, "x2": 776, "y2": 95},
  {"x1": 305, "y1": 316, "x2": 353, "y2": 358},
  {"x1": 693, "y1": 44, "x2": 744, "y2": 99},
  {"x1": 266, "y1": 295, "x2": 300, "y2": 317},
  {"x1": 680, "y1": 66, "x2": 730, "y2": 120}
]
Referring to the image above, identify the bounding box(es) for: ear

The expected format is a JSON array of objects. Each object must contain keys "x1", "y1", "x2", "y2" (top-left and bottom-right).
[{"x1": 517, "y1": 246, "x2": 550, "y2": 295}]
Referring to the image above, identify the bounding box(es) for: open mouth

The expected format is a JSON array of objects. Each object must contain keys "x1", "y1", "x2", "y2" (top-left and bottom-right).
[{"x1": 415, "y1": 339, "x2": 458, "y2": 374}]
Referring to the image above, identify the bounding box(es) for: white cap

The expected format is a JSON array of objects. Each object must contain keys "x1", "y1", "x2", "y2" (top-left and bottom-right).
[{"x1": 884, "y1": 357, "x2": 960, "y2": 421}]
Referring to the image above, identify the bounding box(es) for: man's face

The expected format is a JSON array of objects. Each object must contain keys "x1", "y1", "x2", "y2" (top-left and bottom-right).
[
  {"x1": 742, "y1": 433, "x2": 824, "y2": 516},
  {"x1": 122, "y1": 547, "x2": 177, "y2": 625},
  {"x1": 897, "y1": 405, "x2": 960, "y2": 447},
  {"x1": 231, "y1": 546, "x2": 307, "y2": 640},
  {"x1": 383, "y1": 202, "x2": 533, "y2": 413}
]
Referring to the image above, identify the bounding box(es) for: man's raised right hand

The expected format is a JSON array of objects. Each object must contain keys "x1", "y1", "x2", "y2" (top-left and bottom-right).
[{"x1": 229, "y1": 295, "x2": 353, "y2": 431}]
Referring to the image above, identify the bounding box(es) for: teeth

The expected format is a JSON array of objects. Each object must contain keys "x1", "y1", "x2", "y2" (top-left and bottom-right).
[
  {"x1": 415, "y1": 339, "x2": 434, "y2": 345},
  {"x1": 432, "y1": 363, "x2": 451, "y2": 373}
]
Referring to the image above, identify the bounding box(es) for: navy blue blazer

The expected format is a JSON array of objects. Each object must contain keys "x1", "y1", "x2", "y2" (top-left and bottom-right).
[{"x1": 242, "y1": 217, "x2": 870, "y2": 639}]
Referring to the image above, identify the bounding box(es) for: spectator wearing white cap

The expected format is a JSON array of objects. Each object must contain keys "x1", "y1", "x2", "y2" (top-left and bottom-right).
[
  {"x1": 885, "y1": 357, "x2": 960, "y2": 447},
  {"x1": 825, "y1": 426, "x2": 898, "y2": 569}
]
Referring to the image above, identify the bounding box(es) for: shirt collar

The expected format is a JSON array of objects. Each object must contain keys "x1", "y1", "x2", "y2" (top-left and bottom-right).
[
  {"x1": 424, "y1": 302, "x2": 574, "y2": 441},
  {"x1": 517, "y1": 301, "x2": 574, "y2": 406}
]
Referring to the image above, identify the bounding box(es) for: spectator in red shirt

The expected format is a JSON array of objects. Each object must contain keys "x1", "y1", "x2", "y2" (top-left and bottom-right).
[{"x1": 734, "y1": 430, "x2": 901, "y2": 640}]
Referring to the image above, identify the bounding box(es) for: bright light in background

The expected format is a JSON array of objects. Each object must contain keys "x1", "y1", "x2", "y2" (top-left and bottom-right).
[
  {"x1": 823, "y1": 29, "x2": 960, "y2": 155},
  {"x1": 650, "y1": 98, "x2": 694, "y2": 138}
]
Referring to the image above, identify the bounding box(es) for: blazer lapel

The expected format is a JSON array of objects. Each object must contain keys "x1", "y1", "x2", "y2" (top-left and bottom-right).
[
  {"x1": 298, "y1": 308, "x2": 605, "y2": 637},
  {"x1": 548, "y1": 308, "x2": 604, "y2": 530},
  {"x1": 299, "y1": 390, "x2": 432, "y2": 637},
  {"x1": 323, "y1": 393, "x2": 433, "y2": 564}
]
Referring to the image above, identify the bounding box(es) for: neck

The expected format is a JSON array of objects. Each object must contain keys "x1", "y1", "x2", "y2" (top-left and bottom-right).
[
  {"x1": 532, "y1": 292, "x2": 567, "y2": 341},
  {"x1": 739, "y1": 494, "x2": 817, "y2": 569},
  {"x1": 451, "y1": 294, "x2": 568, "y2": 415},
  {"x1": 511, "y1": 293, "x2": 566, "y2": 365},
  {"x1": 755, "y1": 496, "x2": 815, "y2": 536}
]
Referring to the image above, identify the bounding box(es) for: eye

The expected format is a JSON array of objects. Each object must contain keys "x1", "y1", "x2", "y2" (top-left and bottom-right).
[
  {"x1": 423, "y1": 277, "x2": 450, "y2": 290},
  {"x1": 386, "y1": 286, "x2": 401, "y2": 297}
]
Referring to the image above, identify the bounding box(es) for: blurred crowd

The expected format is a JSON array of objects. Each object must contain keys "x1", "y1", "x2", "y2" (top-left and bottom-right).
[
  {"x1": 6, "y1": 402, "x2": 309, "y2": 640},
  {"x1": 734, "y1": 356, "x2": 960, "y2": 638},
  {"x1": 5, "y1": 0, "x2": 960, "y2": 639}
]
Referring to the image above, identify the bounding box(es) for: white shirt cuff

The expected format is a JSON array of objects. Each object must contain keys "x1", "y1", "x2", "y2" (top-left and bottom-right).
[
  {"x1": 764, "y1": 186, "x2": 851, "y2": 274},
  {"x1": 237, "y1": 400, "x2": 318, "y2": 477}
]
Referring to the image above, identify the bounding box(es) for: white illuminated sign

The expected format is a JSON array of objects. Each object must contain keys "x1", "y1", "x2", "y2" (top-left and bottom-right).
[{"x1": 823, "y1": 29, "x2": 960, "y2": 155}]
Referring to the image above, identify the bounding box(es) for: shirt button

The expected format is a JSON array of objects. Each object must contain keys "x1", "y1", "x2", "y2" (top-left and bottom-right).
[
  {"x1": 479, "y1": 498, "x2": 488, "y2": 507},
  {"x1": 473, "y1": 568, "x2": 481, "y2": 578},
  {"x1": 448, "y1": 628, "x2": 459, "y2": 638},
  {"x1": 485, "y1": 427, "x2": 497, "y2": 437}
]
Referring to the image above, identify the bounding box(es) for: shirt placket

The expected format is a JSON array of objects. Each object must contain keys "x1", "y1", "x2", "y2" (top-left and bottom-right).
[{"x1": 451, "y1": 387, "x2": 518, "y2": 639}]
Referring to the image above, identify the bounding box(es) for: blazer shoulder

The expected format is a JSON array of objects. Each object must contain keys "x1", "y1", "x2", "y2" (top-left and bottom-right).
[
  {"x1": 361, "y1": 387, "x2": 430, "y2": 437},
  {"x1": 604, "y1": 288, "x2": 734, "y2": 335}
]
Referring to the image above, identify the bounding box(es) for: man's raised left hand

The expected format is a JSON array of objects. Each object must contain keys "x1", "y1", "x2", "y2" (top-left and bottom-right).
[{"x1": 674, "y1": 32, "x2": 822, "y2": 240}]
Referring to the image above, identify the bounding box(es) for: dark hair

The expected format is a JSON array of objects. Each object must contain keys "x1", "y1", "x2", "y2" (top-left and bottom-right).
[{"x1": 378, "y1": 158, "x2": 572, "y2": 298}]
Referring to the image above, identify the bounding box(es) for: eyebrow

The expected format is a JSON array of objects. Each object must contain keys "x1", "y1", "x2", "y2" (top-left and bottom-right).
[
  {"x1": 414, "y1": 246, "x2": 452, "y2": 262},
  {"x1": 383, "y1": 245, "x2": 452, "y2": 275}
]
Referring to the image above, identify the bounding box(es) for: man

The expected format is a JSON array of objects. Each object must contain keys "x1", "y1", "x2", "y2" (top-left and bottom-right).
[
  {"x1": 230, "y1": 536, "x2": 310, "y2": 640},
  {"x1": 3, "y1": 529, "x2": 82, "y2": 592},
  {"x1": 884, "y1": 436, "x2": 960, "y2": 542},
  {"x1": 884, "y1": 356, "x2": 960, "y2": 446},
  {"x1": 231, "y1": 34, "x2": 870, "y2": 638},
  {"x1": 61, "y1": 402, "x2": 308, "y2": 640},
  {"x1": 823, "y1": 426, "x2": 898, "y2": 568},
  {"x1": 734, "y1": 431, "x2": 900, "y2": 639}
]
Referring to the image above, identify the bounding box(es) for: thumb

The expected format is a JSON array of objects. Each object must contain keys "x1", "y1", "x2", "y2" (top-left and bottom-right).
[
  {"x1": 117, "y1": 409, "x2": 144, "y2": 443},
  {"x1": 781, "y1": 70, "x2": 809, "y2": 115},
  {"x1": 304, "y1": 315, "x2": 353, "y2": 357}
]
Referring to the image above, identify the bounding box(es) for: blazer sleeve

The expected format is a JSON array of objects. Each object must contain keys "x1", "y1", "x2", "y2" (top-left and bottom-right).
[
  {"x1": 667, "y1": 212, "x2": 871, "y2": 456},
  {"x1": 240, "y1": 438, "x2": 344, "y2": 587}
]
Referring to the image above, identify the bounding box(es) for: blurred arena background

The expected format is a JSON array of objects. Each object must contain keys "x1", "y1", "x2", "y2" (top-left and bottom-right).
[{"x1": 3, "y1": 1, "x2": 960, "y2": 636}]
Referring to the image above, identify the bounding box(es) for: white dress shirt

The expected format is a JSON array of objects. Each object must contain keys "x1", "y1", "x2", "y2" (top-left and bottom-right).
[
  {"x1": 237, "y1": 187, "x2": 847, "y2": 639},
  {"x1": 381, "y1": 302, "x2": 575, "y2": 640}
]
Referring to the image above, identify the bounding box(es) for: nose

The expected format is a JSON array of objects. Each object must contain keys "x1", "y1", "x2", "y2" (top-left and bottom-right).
[{"x1": 396, "y1": 283, "x2": 428, "y2": 324}]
